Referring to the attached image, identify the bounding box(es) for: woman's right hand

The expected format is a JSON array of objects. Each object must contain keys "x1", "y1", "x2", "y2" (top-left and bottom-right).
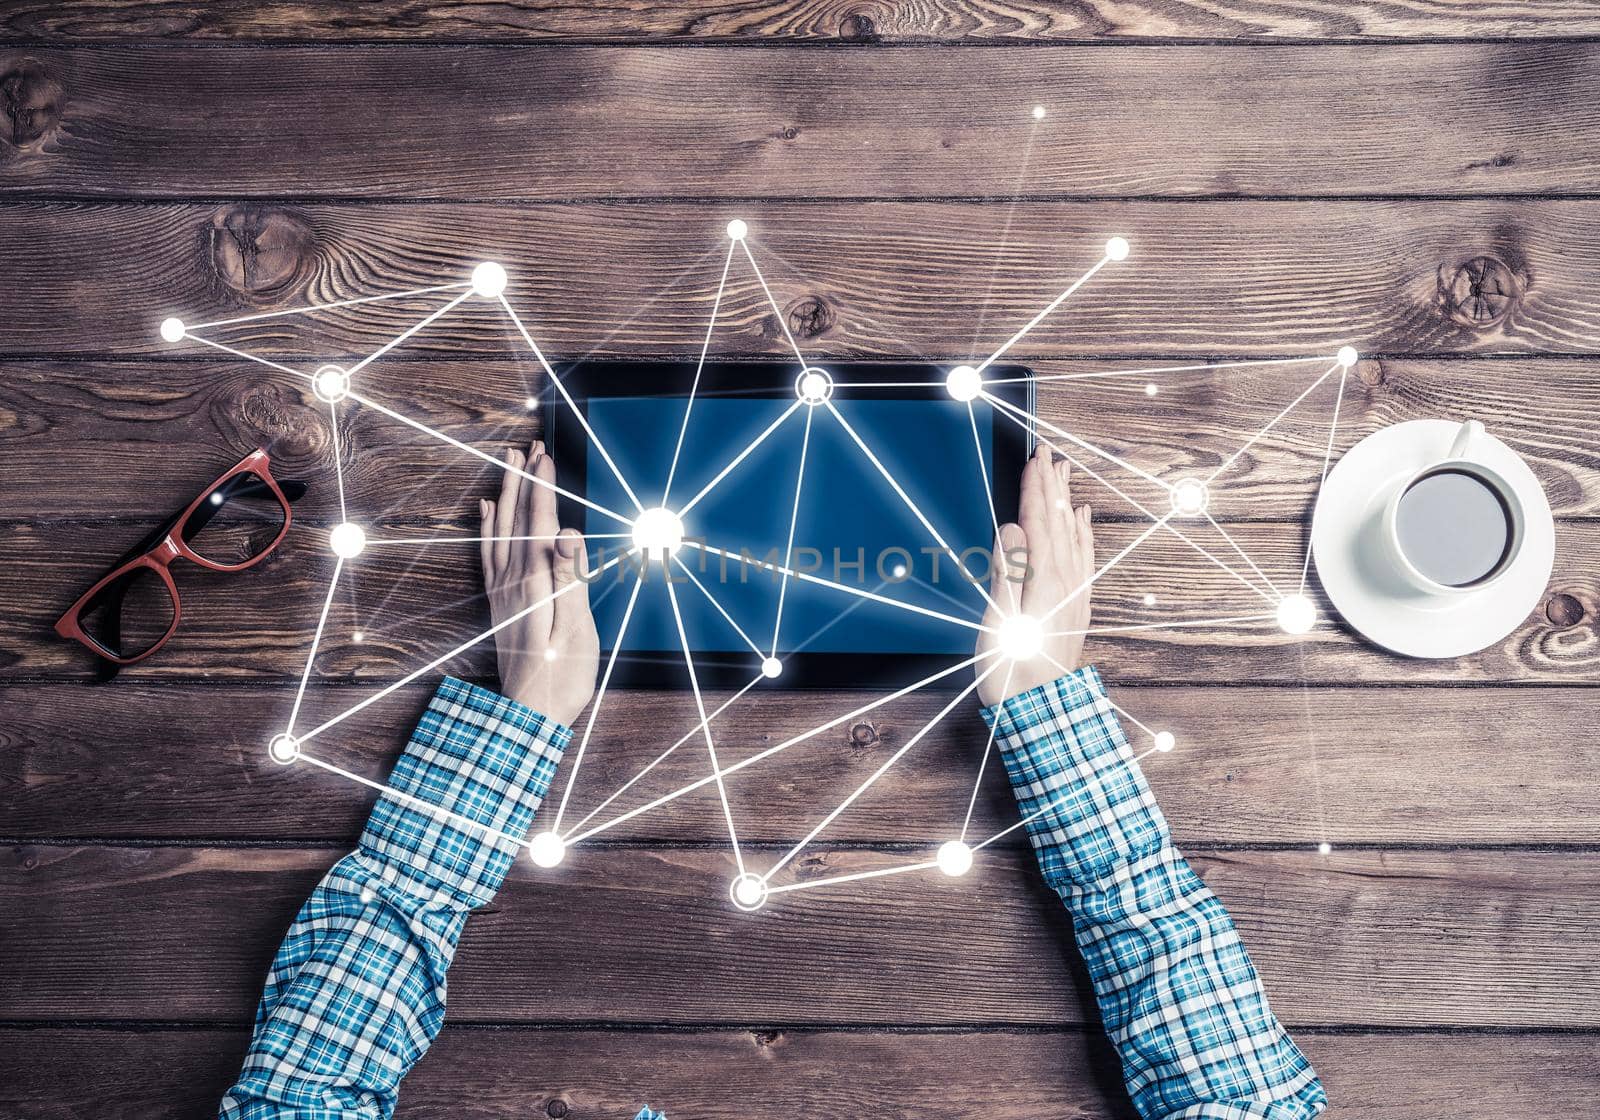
[{"x1": 976, "y1": 443, "x2": 1095, "y2": 706}]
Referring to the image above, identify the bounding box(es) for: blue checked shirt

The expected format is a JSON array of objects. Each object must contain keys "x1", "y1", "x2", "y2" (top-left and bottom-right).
[
  {"x1": 982, "y1": 666, "x2": 1326, "y2": 1119},
  {"x1": 225, "y1": 668, "x2": 1321, "y2": 1119},
  {"x1": 219, "y1": 676, "x2": 665, "y2": 1120}
]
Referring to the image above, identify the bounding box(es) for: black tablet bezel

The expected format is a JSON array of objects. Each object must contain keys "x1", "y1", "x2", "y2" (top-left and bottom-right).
[{"x1": 546, "y1": 360, "x2": 1034, "y2": 690}]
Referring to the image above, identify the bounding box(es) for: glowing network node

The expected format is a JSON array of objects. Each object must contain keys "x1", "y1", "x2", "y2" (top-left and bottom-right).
[
  {"x1": 1336, "y1": 345, "x2": 1359, "y2": 368},
  {"x1": 1105, "y1": 236, "x2": 1131, "y2": 262},
  {"x1": 471, "y1": 261, "x2": 508, "y2": 298},
  {"x1": 268, "y1": 733, "x2": 300, "y2": 765},
  {"x1": 996, "y1": 614, "x2": 1045, "y2": 661},
  {"x1": 359, "y1": 885, "x2": 376, "y2": 904},
  {"x1": 528, "y1": 830, "x2": 566, "y2": 868},
  {"x1": 1153, "y1": 731, "x2": 1176, "y2": 753},
  {"x1": 1143, "y1": 593, "x2": 1157, "y2": 607},
  {"x1": 524, "y1": 397, "x2": 539, "y2": 411},
  {"x1": 936, "y1": 839, "x2": 974, "y2": 877},
  {"x1": 329, "y1": 522, "x2": 367, "y2": 559},
  {"x1": 891, "y1": 563, "x2": 908, "y2": 579},
  {"x1": 761, "y1": 656, "x2": 783, "y2": 679},
  {"x1": 1169, "y1": 477, "x2": 1210, "y2": 517},
  {"x1": 1031, "y1": 105, "x2": 1047, "y2": 121},
  {"x1": 159, "y1": 317, "x2": 186, "y2": 343},
  {"x1": 312, "y1": 364, "x2": 351, "y2": 404},
  {"x1": 631, "y1": 506, "x2": 685, "y2": 559},
  {"x1": 1275, "y1": 593, "x2": 1317, "y2": 635},
  {"x1": 352, "y1": 631, "x2": 365, "y2": 643},
  {"x1": 726, "y1": 218, "x2": 749, "y2": 241},
  {"x1": 1145, "y1": 383, "x2": 1159, "y2": 397},
  {"x1": 946, "y1": 364, "x2": 983, "y2": 403},
  {"x1": 544, "y1": 648, "x2": 559, "y2": 662},
  {"x1": 730, "y1": 873, "x2": 769, "y2": 912},
  {"x1": 1317, "y1": 841, "x2": 1333, "y2": 855},
  {"x1": 796, "y1": 367, "x2": 834, "y2": 406}
]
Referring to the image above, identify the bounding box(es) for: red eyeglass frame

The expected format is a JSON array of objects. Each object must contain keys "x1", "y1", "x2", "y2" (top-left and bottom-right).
[{"x1": 53, "y1": 449, "x2": 296, "y2": 665}]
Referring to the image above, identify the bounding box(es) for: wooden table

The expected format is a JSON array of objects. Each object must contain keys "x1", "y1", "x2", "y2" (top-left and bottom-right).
[{"x1": 3, "y1": 5, "x2": 1599, "y2": 1117}]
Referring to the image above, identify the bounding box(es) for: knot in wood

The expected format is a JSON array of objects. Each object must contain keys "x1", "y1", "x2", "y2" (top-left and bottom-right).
[
  {"x1": 1545, "y1": 592, "x2": 1585, "y2": 629},
  {"x1": 234, "y1": 379, "x2": 324, "y2": 457},
  {"x1": 796, "y1": 852, "x2": 831, "y2": 878},
  {"x1": 848, "y1": 720, "x2": 879, "y2": 747},
  {"x1": 206, "y1": 204, "x2": 315, "y2": 301},
  {"x1": 785, "y1": 294, "x2": 834, "y2": 340},
  {"x1": 544, "y1": 1097, "x2": 569, "y2": 1119},
  {"x1": 780, "y1": 126, "x2": 800, "y2": 141},
  {"x1": 0, "y1": 59, "x2": 65, "y2": 150},
  {"x1": 752, "y1": 1029, "x2": 784, "y2": 1048},
  {"x1": 1440, "y1": 256, "x2": 1520, "y2": 329},
  {"x1": 839, "y1": 12, "x2": 879, "y2": 41}
]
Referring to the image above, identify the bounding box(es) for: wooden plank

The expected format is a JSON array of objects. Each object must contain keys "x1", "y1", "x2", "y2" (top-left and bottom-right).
[
  {"x1": 4, "y1": 46, "x2": 1600, "y2": 198},
  {"x1": 3, "y1": 1026, "x2": 1596, "y2": 1120},
  {"x1": 5, "y1": 356, "x2": 1600, "y2": 522},
  {"x1": 1, "y1": 200, "x2": 1599, "y2": 358},
  {"x1": 3, "y1": 844, "x2": 1596, "y2": 1027},
  {"x1": 6, "y1": 681, "x2": 1600, "y2": 846},
  {"x1": 6, "y1": 518, "x2": 1596, "y2": 683},
  {"x1": 4, "y1": 2, "x2": 1600, "y2": 44}
]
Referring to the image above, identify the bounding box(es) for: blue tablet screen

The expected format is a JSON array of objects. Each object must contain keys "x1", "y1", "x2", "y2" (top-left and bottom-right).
[{"x1": 581, "y1": 396, "x2": 996, "y2": 658}]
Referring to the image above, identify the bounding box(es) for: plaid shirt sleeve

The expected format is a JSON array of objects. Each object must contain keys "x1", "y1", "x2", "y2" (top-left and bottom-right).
[
  {"x1": 219, "y1": 676, "x2": 577, "y2": 1119},
  {"x1": 982, "y1": 666, "x2": 1327, "y2": 1120}
]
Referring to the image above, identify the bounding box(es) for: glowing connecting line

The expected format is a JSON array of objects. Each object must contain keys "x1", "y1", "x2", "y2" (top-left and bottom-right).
[{"x1": 158, "y1": 218, "x2": 1352, "y2": 912}]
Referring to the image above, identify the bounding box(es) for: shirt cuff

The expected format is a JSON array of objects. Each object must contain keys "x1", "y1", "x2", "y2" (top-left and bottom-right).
[
  {"x1": 980, "y1": 665, "x2": 1169, "y2": 885},
  {"x1": 358, "y1": 675, "x2": 572, "y2": 907}
]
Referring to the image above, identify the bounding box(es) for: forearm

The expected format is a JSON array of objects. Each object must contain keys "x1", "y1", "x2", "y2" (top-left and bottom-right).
[
  {"x1": 983, "y1": 667, "x2": 1326, "y2": 1120},
  {"x1": 221, "y1": 677, "x2": 571, "y2": 1119}
]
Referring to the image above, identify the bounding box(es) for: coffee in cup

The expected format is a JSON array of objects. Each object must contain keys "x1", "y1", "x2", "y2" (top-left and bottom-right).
[{"x1": 1380, "y1": 421, "x2": 1524, "y2": 594}]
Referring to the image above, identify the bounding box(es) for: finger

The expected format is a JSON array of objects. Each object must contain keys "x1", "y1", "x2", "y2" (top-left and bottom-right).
[
  {"x1": 479, "y1": 499, "x2": 495, "y2": 584},
  {"x1": 1017, "y1": 446, "x2": 1053, "y2": 580},
  {"x1": 494, "y1": 450, "x2": 523, "y2": 572},
  {"x1": 552, "y1": 529, "x2": 591, "y2": 630},
  {"x1": 510, "y1": 445, "x2": 535, "y2": 569},
  {"x1": 1041, "y1": 450, "x2": 1074, "y2": 579},
  {"x1": 527, "y1": 442, "x2": 558, "y2": 603},
  {"x1": 1076, "y1": 504, "x2": 1095, "y2": 604},
  {"x1": 992, "y1": 522, "x2": 1027, "y2": 615}
]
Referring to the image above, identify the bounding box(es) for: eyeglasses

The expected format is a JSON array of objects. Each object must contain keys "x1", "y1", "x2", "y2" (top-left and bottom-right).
[{"x1": 54, "y1": 449, "x2": 307, "y2": 670}]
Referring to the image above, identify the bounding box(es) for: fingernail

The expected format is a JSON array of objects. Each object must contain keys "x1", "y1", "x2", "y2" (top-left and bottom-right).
[{"x1": 479, "y1": 499, "x2": 489, "y2": 518}]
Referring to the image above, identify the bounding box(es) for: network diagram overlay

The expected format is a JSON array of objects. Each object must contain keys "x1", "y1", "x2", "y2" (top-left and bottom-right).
[{"x1": 162, "y1": 222, "x2": 1356, "y2": 911}]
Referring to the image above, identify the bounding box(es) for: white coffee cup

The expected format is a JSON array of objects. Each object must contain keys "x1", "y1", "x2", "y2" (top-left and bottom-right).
[{"x1": 1379, "y1": 420, "x2": 1525, "y2": 595}]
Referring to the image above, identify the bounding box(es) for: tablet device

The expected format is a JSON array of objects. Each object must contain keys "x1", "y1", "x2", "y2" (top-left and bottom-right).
[{"x1": 546, "y1": 361, "x2": 1033, "y2": 689}]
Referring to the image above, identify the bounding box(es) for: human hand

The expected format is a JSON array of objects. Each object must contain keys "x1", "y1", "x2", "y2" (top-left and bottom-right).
[
  {"x1": 479, "y1": 440, "x2": 599, "y2": 727},
  {"x1": 976, "y1": 443, "x2": 1095, "y2": 707}
]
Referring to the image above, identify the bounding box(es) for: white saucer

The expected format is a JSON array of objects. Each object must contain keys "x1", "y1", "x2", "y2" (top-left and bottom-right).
[{"x1": 1310, "y1": 419, "x2": 1554, "y2": 659}]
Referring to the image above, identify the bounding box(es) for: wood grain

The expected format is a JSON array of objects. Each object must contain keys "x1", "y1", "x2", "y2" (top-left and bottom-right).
[
  {"x1": 5, "y1": 356, "x2": 1600, "y2": 522},
  {"x1": 2, "y1": 201, "x2": 1599, "y2": 358},
  {"x1": 3, "y1": 1026, "x2": 1597, "y2": 1120},
  {"x1": 5, "y1": 1, "x2": 1600, "y2": 43},
  {"x1": 6, "y1": 518, "x2": 1596, "y2": 683},
  {"x1": 6, "y1": 681, "x2": 1600, "y2": 846},
  {"x1": 4, "y1": 46, "x2": 1599, "y2": 198},
  {"x1": 3, "y1": 844, "x2": 1596, "y2": 1027}
]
